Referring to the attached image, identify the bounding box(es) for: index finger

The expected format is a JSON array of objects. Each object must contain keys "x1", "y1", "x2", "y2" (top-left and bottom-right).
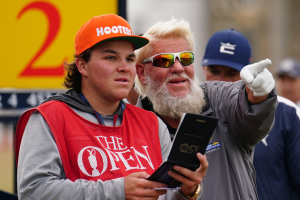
[
  {"x1": 249, "y1": 58, "x2": 272, "y2": 76},
  {"x1": 197, "y1": 153, "x2": 208, "y2": 170}
]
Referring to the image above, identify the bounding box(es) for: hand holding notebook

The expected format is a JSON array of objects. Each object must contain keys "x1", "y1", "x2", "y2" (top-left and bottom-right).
[{"x1": 147, "y1": 113, "x2": 218, "y2": 189}]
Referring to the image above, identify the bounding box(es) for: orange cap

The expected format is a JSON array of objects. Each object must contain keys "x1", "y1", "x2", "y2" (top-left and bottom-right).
[{"x1": 75, "y1": 14, "x2": 149, "y2": 56}]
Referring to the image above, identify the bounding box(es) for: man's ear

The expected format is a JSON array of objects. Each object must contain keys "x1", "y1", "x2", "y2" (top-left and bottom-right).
[
  {"x1": 136, "y1": 63, "x2": 147, "y2": 85},
  {"x1": 75, "y1": 58, "x2": 88, "y2": 76}
]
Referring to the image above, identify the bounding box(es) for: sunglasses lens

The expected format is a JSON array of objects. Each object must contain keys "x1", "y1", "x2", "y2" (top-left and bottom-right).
[
  {"x1": 153, "y1": 54, "x2": 174, "y2": 68},
  {"x1": 180, "y1": 52, "x2": 194, "y2": 66}
]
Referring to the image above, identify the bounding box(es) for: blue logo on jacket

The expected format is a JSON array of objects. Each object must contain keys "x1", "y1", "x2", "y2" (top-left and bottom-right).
[{"x1": 206, "y1": 142, "x2": 221, "y2": 153}]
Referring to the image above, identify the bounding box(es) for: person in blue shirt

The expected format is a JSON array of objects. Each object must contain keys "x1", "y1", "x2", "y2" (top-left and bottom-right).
[
  {"x1": 276, "y1": 57, "x2": 300, "y2": 108},
  {"x1": 202, "y1": 29, "x2": 300, "y2": 200}
]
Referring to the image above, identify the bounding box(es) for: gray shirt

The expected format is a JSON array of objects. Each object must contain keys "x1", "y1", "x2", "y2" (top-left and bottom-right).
[{"x1": 136, "y1": 80, "x2": 277, "y2": 200}]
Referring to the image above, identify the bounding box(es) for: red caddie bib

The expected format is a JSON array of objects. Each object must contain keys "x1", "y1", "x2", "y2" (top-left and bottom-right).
[{"x1": 15, "y1": 101, "x2": 163, "y2": 182}]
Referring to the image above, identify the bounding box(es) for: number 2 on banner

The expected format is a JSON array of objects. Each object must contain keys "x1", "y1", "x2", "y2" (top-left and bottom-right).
[{"x1": 17, "y1": 1, "x2": 64, "y2": 77}]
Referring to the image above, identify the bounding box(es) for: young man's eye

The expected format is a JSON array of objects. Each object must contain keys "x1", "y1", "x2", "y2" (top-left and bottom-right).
[
  {"x1": 127, "y1": 58, "x2": 135, "y2": 62},
  {"x1": 106, "y1": 56, "x2": 116, "y2": 60}
]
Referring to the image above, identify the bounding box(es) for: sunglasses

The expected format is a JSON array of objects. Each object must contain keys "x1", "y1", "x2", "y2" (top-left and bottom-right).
[{"x1": 142, "y1": 51, "x2": 194, "y2": 68}]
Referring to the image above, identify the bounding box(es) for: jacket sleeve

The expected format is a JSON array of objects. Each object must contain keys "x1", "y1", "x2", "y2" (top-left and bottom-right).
[
  {"x1": 17, "y1": 111, "x2": 125, "y2": 200},
  {"x1": 157, "y1": 116, "x2": 172, "y2": 161},
  {"x1": 285, "y1": 107, "x2": 300, "y2": 195},
  {"x1": 204, "y1": 80, "x2": 278, "y2": 150}
]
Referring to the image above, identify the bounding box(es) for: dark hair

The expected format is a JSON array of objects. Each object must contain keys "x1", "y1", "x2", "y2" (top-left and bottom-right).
[{"x1": 63, "y1": 48, "x2": 94, "y2": 93}]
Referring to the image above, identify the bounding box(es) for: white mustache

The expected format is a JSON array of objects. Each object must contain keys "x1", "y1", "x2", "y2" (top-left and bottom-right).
[{"x1": 165, "y1": 73, "x2": 191, "y2": 82}]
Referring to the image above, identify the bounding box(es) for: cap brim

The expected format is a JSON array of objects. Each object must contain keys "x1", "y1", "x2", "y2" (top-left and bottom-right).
[
  {"x1": 277, "y1": 71, "x2": 299, "y2": 79},
  {"x1": 201, "y1": 58, "x2": 246, "y2": 71},
  {"x1": 96, "y1": 35, "x2": 149, "y2": 50}
]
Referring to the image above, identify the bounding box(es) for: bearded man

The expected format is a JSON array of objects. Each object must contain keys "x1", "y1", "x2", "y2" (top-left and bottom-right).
[{"x1": 134, "y1": 18, "x2": 278, "y2": 200}]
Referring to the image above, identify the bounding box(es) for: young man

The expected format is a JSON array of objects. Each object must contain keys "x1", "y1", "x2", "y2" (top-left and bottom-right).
[
  {"x1": 15, "y1": 14, "x2": 207, "y2": 200},
  {"x1": 276, "y1": 57, "x2": 300, "y2": 108},
  {"x1": 202, "y1": 29, "x2": 300, "y2": 200},
  {"x1": 134, "y1": 20, "x2": 278, "y2": 200}
]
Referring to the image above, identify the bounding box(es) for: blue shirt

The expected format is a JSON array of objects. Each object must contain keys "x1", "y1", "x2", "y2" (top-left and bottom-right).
[{"x1": 254, "y1": 96, "x2": 300, "y2": 200}]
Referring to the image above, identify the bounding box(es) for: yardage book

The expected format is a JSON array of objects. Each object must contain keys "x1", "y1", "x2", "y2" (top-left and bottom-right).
[{"x1": 147, "y1": 113, "x2": 218, "y2": 189}]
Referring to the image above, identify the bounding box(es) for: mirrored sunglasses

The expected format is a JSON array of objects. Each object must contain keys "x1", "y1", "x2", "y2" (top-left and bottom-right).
[{"x1": 142, "y1": 51, "x2": 194, "y2": 68}]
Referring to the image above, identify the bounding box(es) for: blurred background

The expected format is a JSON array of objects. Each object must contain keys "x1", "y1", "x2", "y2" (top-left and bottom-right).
[
  {"x1": 128, "y1": 0, "x2": 300, "y2": 81},
  {"x1": 0, "y1": 0, "x2": 299, "y2": 195}
]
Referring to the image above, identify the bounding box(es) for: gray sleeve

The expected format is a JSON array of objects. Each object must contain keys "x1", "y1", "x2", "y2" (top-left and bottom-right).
[
  {"x1": 157, "y1": 116, "x2": 172, "y2": 161},
  {"x1": 136, "y1": 98, "x2": 172, "y2": 160},
  {"x1": 204, "y1": 80, "x2": 277, "y2": 149},
  {"x1": 17, "y1": 111, "x2": 125, "y2": 200}
]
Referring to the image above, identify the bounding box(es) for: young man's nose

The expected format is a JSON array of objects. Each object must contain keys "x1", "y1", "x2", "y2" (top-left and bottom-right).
[{"x1": 117, "y1": 60, "x2": 131, "y2": 72}]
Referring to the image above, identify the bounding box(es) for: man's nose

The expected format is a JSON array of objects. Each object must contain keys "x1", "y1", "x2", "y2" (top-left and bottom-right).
[
  {"x1": 218, "y1": 74, "x2": 225, "y2": 81},
  {"x1": 170, "y1": 59, "x2": 184, "y2": 73},
  {"x1": 218, "y1": 74, "x2": 232, "y2": 82}
]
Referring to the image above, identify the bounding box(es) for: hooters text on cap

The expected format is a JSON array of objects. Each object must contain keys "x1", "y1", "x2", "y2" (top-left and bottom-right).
[{"x1": 96, "y1": 26, "x2": 132, "y2": 36}]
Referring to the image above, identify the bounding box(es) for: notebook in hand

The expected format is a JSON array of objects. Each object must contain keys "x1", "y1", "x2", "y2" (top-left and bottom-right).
[{"x1": 147, "y1": 113, "x2": 218, "y2": 189}]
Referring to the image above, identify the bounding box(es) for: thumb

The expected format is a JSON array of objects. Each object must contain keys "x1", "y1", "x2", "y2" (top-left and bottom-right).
[{"x1": 248, "y1": 58, "x2": 272, "y2": 77}]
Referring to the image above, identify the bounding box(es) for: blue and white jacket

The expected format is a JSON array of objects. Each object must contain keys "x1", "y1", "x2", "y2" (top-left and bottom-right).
[{"x1": 254, "y1": 96, "x2": 300, "y2": 200}]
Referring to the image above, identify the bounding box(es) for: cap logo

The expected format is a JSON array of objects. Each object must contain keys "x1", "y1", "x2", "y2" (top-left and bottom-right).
[
  {"x1": 96, "y1": 26, "x2": 132, "y2": 37},
  {"x1": 220, "y1": 42, "x2": 236, "y2": 55},
  {"x1": 281, "y1": 59, "x2": 295, "y2": 71}
]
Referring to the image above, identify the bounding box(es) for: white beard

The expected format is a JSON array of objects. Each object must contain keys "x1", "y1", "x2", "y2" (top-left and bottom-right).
[{"x1": 145, "y1": 73, "x2": 206, "y2": 119}]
